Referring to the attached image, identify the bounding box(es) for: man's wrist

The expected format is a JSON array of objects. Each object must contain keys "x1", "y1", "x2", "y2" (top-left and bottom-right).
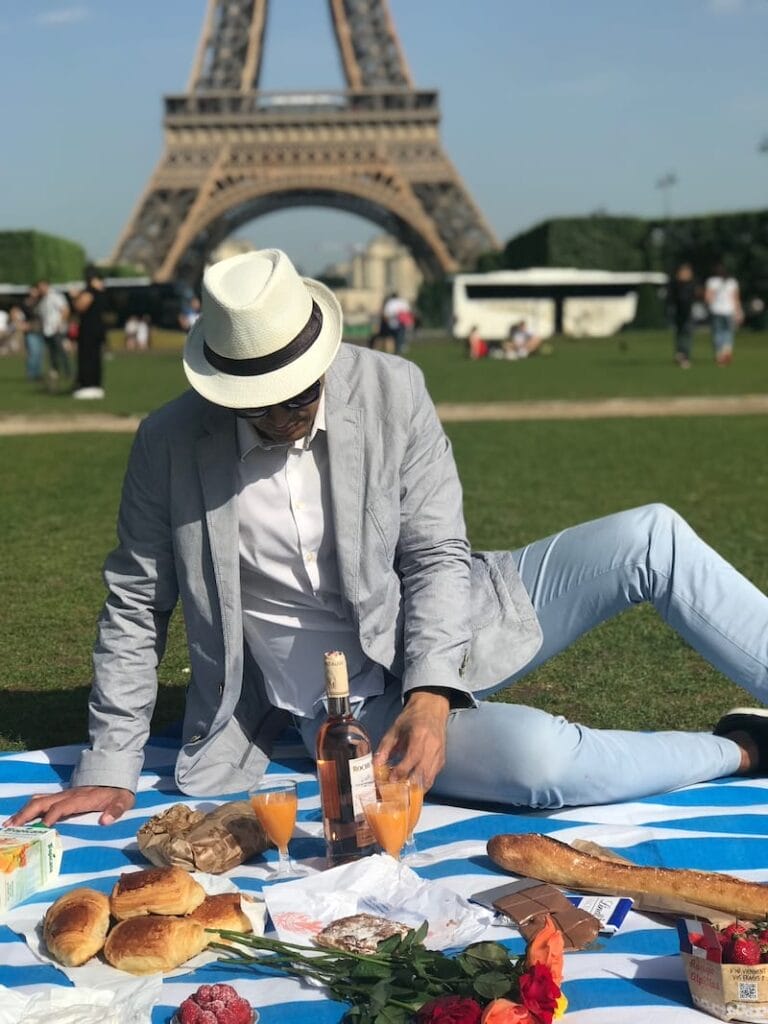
[{"x1": 405, "y1": 688, "x2": 452, "y2": 716}]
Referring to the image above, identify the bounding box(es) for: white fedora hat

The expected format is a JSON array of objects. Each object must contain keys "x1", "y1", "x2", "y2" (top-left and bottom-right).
[{"x1": 183, "y1": 248, "x2": 343, "y2": 408}]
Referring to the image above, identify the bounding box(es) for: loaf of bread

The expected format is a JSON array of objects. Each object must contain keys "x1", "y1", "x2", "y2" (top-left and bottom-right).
[
  {"x1": 186, "y1": 892, "x2": 254, "y2": 937},
  {"x1": 110, "y1": 865, "x2": 205, "y2": 920},
  {"x1": 43, "y1": 887, "x2": 111, "y2": 966},
  {"x1": 103, "y1": 915, "x2": 208, "y2": 974},
  {"x1": 487, "y1": 833, "x2": 768, "y2": 921}
]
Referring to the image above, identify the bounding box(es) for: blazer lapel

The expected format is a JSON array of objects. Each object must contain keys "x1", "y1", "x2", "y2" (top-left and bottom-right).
[{"x1": 325, "y1": 370, "x2": 364, "y2": 610}]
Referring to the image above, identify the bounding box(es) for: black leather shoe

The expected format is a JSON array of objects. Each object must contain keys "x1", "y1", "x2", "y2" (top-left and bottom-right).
[{"x1": 714, "y1": 708, "x2": 768, "y2": 773}]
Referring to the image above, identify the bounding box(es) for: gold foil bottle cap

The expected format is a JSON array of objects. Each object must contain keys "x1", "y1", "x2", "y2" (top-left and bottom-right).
[{"x1": 324, "y1": 650, "x2": 350, "y2": 698}]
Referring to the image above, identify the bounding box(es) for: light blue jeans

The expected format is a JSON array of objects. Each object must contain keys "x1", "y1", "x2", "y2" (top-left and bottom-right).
[
  {"x1": 711, "y1": 314, "x2": 735, "y2": 355},
  {"x1": 299, "y1": 504, "x2": 767, "y2": 808}
]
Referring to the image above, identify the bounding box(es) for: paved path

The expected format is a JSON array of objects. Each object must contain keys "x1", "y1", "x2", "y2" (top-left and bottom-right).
[{"x1": 0, "y1": 393, "x2": 766, "y2": 435}]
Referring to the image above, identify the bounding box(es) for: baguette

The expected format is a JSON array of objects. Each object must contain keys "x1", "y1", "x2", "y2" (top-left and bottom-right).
[{"x1": 487, "y1": 833, "x2": 768, "y2": 921}]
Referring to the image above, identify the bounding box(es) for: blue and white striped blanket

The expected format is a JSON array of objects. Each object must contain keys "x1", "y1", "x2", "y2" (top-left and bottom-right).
[{"x1": 2, "y1": 735, "x2": 767, "y2": 1023}]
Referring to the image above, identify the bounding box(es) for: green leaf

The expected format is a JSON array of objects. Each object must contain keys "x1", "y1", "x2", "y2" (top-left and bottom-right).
[
  {"x1": 376, "y1": 933, "x2": 405, "y2": 955},
  {"x1": 472, "y1": 971, "x2": 514, "y2": 1000},
  {"x1": 368, "y1": 979, "x2": 395, "y2": 1011},
  {"x1": 374, "y1": 1006, "x2": 409, "y2": 1024},
  {"x1": 350, "y1": 959, "x2": 393, "y2": 980},
  {"x1": 463, "y1": 942, "x2": 514, "y2": 966}
]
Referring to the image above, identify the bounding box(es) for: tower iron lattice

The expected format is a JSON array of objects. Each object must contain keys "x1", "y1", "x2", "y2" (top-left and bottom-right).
[{"x1": 112, "y1": 0, "x2": 498, "y2": 283}]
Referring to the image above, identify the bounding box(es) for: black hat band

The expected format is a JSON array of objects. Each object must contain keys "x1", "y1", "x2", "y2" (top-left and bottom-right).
[{"x1": 203, "y1": 300, "x2": 323, "y2": 377}]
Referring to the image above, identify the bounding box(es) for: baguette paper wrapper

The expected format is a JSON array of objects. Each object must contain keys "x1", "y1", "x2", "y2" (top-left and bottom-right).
[
  {"x1": 137, "y1": 801, "x2": 269, "y2": 874},
  {"x1": 569, "y1": 839, "x2": 734, "y2": 927}
]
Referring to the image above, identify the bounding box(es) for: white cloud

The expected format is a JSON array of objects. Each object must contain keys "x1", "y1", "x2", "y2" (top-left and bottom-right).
[{"x1": 34, "y1": 6, "x2": 88, "y2": 26}]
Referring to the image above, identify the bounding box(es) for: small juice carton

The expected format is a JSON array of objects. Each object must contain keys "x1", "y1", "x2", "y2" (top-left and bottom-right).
[
  {"x1": 0, "y1": 824, "x2": 62, "y2": 917},
  {"x1": 678, "y1": 919, "x2": 768, "y2": 1023}
]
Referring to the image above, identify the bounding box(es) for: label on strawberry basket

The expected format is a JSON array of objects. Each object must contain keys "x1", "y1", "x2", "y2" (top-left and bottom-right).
[{"x1": 350, "y1": 753, "x2": 376, "y2": 817}]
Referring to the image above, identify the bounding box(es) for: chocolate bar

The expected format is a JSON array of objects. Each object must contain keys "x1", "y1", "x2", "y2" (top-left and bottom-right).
[{"x1": 472, "y1": 877, "x2": 600, "y2": 950}]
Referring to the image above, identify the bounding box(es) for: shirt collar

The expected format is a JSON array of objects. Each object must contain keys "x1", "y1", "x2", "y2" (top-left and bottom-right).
[{"x1": 237, "y1": 388, "x2": 326, "y2": 460}]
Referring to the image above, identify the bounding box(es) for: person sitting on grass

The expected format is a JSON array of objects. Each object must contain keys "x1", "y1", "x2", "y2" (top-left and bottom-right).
[{"x1": 8, "y1": 248, "x2": 768, "y2": 828}]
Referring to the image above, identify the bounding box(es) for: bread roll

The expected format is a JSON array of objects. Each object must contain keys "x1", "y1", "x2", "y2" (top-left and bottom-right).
[
  {"x1": 487, "y1": 833, "x2": 768, "y2": 921},
  {"x1": 186, "y1": 892, "x2": 254, "y2": 938},
  {"x1": 103, "y1": 915, "x2": 208, "y2": 974},
  {"x1": 110, "y1": 866, "x2": 205, "y2": 920},
  {"x1": 43, "y1": 887, "x2": 111, "y2": 966}
]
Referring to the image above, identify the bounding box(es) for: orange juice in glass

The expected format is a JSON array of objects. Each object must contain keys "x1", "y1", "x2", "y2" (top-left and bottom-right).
[
  {"x1": 363, "y1": 782, "x2": 409, "y2": 860},
  {"x1": 249, "y1": 779, "x2": 306, "y2": 878}
]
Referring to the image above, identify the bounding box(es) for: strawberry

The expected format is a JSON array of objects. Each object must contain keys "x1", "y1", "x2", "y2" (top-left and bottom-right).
[
  {"x1": 726, "y1": 937, "x2": 762, "y2": 966},
  {"x1": 721, "y1": 922, "x2": 749, "y2": 939},
  {"x1": 758, "y1": 929, "x2": 768, "y2": 944}
]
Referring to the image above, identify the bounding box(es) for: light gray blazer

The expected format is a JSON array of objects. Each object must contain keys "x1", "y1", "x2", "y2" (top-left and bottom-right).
[{"x1": 72, "y1": 346, "x2": 542, "y2": 796}]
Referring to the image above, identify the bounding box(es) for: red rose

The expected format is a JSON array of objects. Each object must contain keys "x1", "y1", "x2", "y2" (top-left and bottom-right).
[
  {"x1": 519, "y1": 964, "x2": 561, "y2": 1024},
  {"x1": 416, "y1": 995, "x2": 484, "y2": 1024}
]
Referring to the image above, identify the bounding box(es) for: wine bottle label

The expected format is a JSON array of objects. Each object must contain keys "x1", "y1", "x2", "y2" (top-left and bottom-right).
[
  {"x1": 324, "y1": 650, "x2": 350, "y2": 699},
  {"x1": 349, "y1": 753, "x2": 376, "y2": 817}
]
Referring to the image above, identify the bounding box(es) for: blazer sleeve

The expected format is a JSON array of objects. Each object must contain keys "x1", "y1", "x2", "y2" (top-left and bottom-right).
[
  {"x1": 72, "y1": 420, "x2": 179, "y2": 792},
  {"x1": 396, "y1": 362, "x2": 474, "y2": 703}
]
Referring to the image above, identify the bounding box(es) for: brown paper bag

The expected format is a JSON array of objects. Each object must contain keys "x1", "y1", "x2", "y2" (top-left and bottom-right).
[{"x1": 137, "y1": 801, "x2": 270, "y2": 874}]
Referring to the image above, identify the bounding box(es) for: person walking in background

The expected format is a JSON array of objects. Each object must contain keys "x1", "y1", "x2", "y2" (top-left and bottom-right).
[
  {"x1": 22, "y1": 286, "x2": 45, "y2": 382},
  {"x1": 70, "y1": 267, "x2": 107, "y2": 399},
  {"x1": 705, "y1": 261, "x2": 742, "y2": 366},
  {"x1": 668, "y1": 263, "x2": 697, "y2": 369},
  {"x1": 381, "y1": 291, "x2": 412, "y2": 355},
  {"x1": 36, "y1": 279, "x2": 71, "y2": 382}
]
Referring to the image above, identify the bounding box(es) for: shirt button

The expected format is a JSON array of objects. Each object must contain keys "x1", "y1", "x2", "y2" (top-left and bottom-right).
[
  {"x1": 306, "y1": 552, "x2": 315, "y2": 562},
  {"x1": 295, "y1": 501, "x2": 305, "y2": 510}
]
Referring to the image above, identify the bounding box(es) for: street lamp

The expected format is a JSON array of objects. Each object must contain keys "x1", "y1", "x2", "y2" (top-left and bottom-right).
[{"x1": 655, "y1": 172, "x2": 678, "y2": 219}]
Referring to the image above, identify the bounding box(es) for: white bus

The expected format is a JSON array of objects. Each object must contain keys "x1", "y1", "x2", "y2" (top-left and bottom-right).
[{"x1": 452, "y1": 267, "x2": 667, "y2": 341}]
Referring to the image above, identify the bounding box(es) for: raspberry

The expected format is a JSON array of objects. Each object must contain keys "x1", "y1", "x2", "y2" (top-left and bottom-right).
[
  {"x1": 195, "y1": 986, "x2": 214, "y2": 1006},
  {"x1": 198, "y1": 1013, "x2": 218, "y2": 1024},
  {"x1": 178, "y1": 1001, "x2": 203, "y2": 1024},
  {"x1": 206, "y1": 985, "x2": 240, "y2": 1006},
  {"x1": 215, "y1": 1001, "x2": 253, "y2": 1024},
  {"x1": 726, "y1": 937, "x2": 762, "y2": 966}
]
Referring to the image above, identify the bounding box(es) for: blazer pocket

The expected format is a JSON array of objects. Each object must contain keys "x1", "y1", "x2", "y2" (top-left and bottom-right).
[{"x1": 366, "y1": 498, "x2": 397, "y2": 560}]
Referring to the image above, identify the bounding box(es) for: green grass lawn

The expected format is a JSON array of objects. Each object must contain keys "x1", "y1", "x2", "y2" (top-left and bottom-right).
[
  {"x1": 0, "y1": 327, "x2": 767, "y2": 416},
  {"x1": 1, "y1": 411, "x2": 765, "y2": 752}
]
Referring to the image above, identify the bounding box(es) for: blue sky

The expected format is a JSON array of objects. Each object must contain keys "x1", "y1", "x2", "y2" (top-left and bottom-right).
[{"x1": 1, "y1": 0, "x2": 766, "y2": 274}]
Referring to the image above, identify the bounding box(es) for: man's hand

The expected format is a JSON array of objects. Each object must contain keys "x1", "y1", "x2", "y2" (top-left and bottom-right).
[
  {"x1": 374, "y1": 691, "x2": 451, "y2": 790},
  {"x1": 5, "y1": 786, "x2": 135, "y2": 828}
]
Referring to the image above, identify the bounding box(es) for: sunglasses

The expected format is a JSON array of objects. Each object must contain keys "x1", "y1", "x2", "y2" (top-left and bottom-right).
[{"x1": 235, "y1": 379, "x2": 322, "y2": 419}]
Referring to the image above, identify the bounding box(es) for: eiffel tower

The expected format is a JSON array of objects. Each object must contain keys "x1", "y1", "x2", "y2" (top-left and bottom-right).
[{"x1": 111, "y1": 0, "x2": 498, "y2": 283}]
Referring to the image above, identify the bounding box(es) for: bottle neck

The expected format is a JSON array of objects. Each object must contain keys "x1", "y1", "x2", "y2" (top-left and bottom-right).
[{"x1": 327, "y1": 694, "x2": 351, "y2": 718}]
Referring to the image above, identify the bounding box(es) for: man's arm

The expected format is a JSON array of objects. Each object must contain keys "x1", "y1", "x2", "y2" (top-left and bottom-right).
[
  {"x1": 8, "y1": 421, "x2": 179, "y2": 826},
  {"x1": 375, "y1": 363, "x2": 473, "y2": 787}
]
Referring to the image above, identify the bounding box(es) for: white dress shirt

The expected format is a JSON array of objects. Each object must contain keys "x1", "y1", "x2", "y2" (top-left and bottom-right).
[{"x1": 236, "y1": 392, "x2": 385, "y2": 717}]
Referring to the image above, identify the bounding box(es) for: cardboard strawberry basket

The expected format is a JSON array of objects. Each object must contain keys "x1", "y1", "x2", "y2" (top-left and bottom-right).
[{"x1": 679, "y1": 920, "x2": 768, "y2": 1023}]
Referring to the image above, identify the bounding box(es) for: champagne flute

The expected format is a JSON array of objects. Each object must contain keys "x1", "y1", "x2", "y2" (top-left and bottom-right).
[
  {"x1": 362, "y1": 780, "x2": 410, "y2": 860},
  {"x1": 401, "y1": 770, "x2": 431, "y2": 865},
  {"x1": 249, "y1": 779, "x2": 307, "y2": 878}
]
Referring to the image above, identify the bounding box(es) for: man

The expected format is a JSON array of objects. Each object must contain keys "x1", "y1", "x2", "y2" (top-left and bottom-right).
[
  {"x1": 36, "y1": 279, "x2": 70, "y2": 380},
  {"x1": 668, "y1": 263, "x2": 697, "y2": 369},
  {"x1": 9, "y1": 249, "x2": 768, "y2": 828}
]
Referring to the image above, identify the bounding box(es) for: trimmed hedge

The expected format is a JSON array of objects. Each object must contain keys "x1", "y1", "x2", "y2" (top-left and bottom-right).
[
  {"x1": 0, "y1": 230, "x2": 86, "y2": 285},
  {"x1": 486, "y1": 210, "x2": 768, "y2": 311}
]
